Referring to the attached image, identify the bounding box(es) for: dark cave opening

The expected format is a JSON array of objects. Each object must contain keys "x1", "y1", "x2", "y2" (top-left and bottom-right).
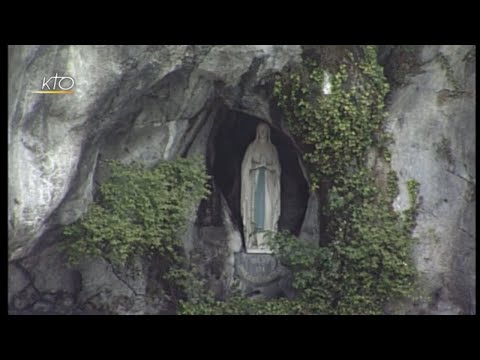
[{"x1": 204, "y1": 109, "x2": 309, "y2": 246}]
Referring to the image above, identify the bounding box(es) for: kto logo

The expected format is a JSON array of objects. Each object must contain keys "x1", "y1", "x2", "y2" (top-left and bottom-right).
[{"x1": 32, "y1": 73, "x2": 75, "y2": 94}]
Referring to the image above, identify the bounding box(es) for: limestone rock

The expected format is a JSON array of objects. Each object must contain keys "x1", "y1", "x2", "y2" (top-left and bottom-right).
[
  {"x1": 8, "y1": 263, "x2": 30, "y2": 306},
  {"x1": 76, "y1": 256, "x2": 147, "y2": 315},
  {"x1": 8, "y1": 45, "x2": 475, "y2": 314},
  {"x1": 383, "y1": 45, "x2": 475, "y2": 314}
]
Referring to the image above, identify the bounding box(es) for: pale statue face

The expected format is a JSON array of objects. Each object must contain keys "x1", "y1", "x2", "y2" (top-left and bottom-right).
[{"x1": 258, "y1": 125, "x2": 268, "y2": 142}]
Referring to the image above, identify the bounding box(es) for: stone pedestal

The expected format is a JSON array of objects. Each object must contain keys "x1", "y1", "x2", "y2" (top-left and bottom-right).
[
  {"x1": 234, "y1": 252, "x2": 284, "y2": 284},
  {"x1": 233, "y1": 252, "x2": 294, "y2": 299}
]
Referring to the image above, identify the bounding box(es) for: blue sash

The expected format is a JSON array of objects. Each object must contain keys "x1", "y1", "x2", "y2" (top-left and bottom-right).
[{"x1": 254, "y1": 167, "x2": 266, "y2": 231}]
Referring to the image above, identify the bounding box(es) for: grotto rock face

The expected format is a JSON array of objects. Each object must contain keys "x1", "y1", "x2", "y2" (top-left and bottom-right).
[
  {"x1": 8, "y1": 45, "x2": 302, "y2": 260},
  {"x1": 8, "y1": 45, "x2": 304, "y2": 313},
  {"x1": 380, "y1": 45, "x2": 475, "y2": 314},
  {"x1": 8, "y1": 45, "x2": 475, "y2": 314}
]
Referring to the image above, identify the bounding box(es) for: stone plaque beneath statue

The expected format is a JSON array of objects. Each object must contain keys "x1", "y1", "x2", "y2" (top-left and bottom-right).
[{"x1": 234, "y1": 252, "x2": 285, "y2": 284}]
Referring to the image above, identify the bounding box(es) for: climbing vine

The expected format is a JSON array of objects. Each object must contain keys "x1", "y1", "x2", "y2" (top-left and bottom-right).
[
  {"x1": 270, "y1": 45, "x2": 418, "y2": 314},
  {"x1": 273, "y1": 46, "x2": 389, "y2": 190},
  {"x1": 63, "y1": 156, "x2": 210, "y2": 267}
]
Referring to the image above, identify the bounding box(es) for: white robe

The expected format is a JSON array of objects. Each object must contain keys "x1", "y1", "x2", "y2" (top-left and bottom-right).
[{"x1": 241, "y1": 124, "x2": 281, "y2": 253}]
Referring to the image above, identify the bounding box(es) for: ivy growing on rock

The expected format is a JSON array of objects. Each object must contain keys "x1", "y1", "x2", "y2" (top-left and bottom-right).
[
  {"x1": 63, "y1": 156, "x2": 210, "y2": 267},
  {"x1": 269, "y1": 45, "x2": 419, "y2": 314},
  {"x1": 273, "y1": 46, "x2": 389, "y2": 190}
]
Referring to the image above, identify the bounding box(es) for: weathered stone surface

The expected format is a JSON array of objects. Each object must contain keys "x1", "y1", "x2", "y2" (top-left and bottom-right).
[
  {"x1": 8, "y1": 263, "x2": 30, "y2": 306},
  {"x1": 384, "y1": 45, "x2": 475, "y2": 314},
  {"x1": 20, "y1": 244, "x2": 80, "y2": 295},
  {"x1": 76, "y1": 256, "x2": 147, "y2": 315},
  {"x1": 12, "y1": 285, "x2": 40, "y2": 311}
]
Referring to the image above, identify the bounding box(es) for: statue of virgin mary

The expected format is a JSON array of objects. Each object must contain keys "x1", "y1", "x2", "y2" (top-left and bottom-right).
[{"x1": 241, "y1": 123, "x2": 281, "y2": 253}]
